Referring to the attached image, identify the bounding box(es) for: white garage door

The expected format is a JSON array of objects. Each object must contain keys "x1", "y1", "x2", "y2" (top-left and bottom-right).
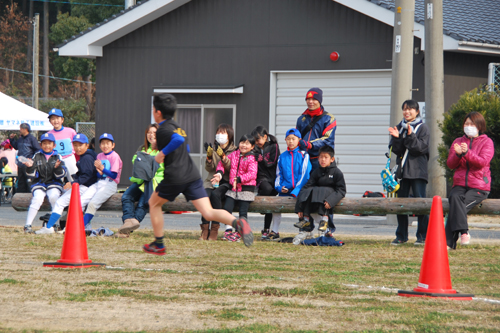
[{"x1": 269, "y1": 70, "x2": 392, "y2": 198}]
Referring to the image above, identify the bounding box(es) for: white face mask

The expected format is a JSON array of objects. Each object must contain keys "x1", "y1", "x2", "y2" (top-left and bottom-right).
[
  {"x1": 464, "y1": 126, "x2": 478, "y2": 138},
  {"x1": 215, "y1": 133, "x2": 228, "y2": 145}
]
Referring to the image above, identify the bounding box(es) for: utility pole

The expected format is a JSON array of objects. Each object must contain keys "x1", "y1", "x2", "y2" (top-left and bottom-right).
[
  {"x1": 32, "y1": 13, "x2": 39, "y2": 110},
  {"x1": 43, "y1": 1, "x2": 49, "y2": 98},
  {"x1": 27, "y1": 0, "x2": 33, "y2": 69},
  {"x1": 387, "y1": 0, "x2": 415, "y2": 225},
  {"x1": 424, "y1": 0, "x2": 446, "y2": 197},
  {"x1": 390, "y1": 0, "x2": 416, "y2": 127}
]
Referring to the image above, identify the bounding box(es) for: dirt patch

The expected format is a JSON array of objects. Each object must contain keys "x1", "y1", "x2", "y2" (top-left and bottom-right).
[{"x1": 1, "y1": 228, "x2": 499, "y2": 332}]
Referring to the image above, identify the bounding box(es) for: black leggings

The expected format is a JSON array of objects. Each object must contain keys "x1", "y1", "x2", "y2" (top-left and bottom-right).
[
  {"x1": 258, "y1": 180, "x2": 278, "y2": 230},
  {"x1": 224, "y1": 196, "x2": 251, "y2": 220}
]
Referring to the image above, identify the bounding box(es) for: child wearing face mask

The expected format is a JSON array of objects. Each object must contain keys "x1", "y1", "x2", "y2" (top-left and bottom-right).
[
  {"x1": 200, "y1": 123, "x2": 237, "y2": 240},
  {"x1": 445, "y1": 112, "x2": 494, "y2": 250},
  {"x1": 213, "y1": 134, "x2": 258, "y2": 242},
  {"x1": 388, "y1": 99, "x2": 430, "y2": 246}
]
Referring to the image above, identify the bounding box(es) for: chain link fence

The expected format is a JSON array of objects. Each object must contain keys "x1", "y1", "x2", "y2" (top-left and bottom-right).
[
  {"x1": 76, "y1": 122, "x2": 96, "y2": 141},
  {"x1": 488, "y1": 63, "x2": 500, "y2": 95}
]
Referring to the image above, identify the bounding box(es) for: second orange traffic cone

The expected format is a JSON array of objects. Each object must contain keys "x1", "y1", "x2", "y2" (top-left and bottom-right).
[
  {"x1": 43, "y1": 183, "x2": 105, "y2": 269},
  {"x1": 398, "y1": 196, "x2": 473, "y2": 300}
]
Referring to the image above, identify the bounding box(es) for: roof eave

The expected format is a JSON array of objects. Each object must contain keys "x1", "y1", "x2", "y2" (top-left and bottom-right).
[
  {"x1": 456, "y1": 41, "x2": 500, "y2": 56},
  {"x1": 58, "y1": 0, "x2": 191, "y2": 58}
]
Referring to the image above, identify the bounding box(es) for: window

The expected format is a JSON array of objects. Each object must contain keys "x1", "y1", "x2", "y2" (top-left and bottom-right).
[{"x1": 175, "y1": 104, "x2": 236, "y2": 178}]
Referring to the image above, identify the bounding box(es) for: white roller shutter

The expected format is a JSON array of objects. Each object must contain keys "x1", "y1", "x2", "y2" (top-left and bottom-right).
[{"x1": 269, "y1": 70, "x2": 392, "y2": 198}]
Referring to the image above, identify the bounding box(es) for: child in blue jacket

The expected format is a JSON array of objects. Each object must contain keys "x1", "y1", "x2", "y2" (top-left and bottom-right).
[{"x1": 263, "y1": 128, "x2": 311, "y2": 241}]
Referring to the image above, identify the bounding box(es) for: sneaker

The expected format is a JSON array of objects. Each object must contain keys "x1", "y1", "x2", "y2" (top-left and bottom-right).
[
  {"x1": 266, "y1": 231, "x2": 280, "y2": 241},
  {"x1": 390, "y1": 238, "x2": 406, "y2": 246},
  {"x1": 414, "y1": 239, "x2": 425, "y2": 246},
  {"x1": 460, "y1": 233, "x2": 470, "y2": 245},
  {"x1": 234, "y1": 218, "x2": 253, "y2": 247},
  {"x1": 226, "y1": 232, "x2": 241, "y2": 242},
  {"x1": 56, "y1": 227, "x2": 65, "y2": 235},
  {"x1": 23, "y1": 225, "x2": 32, "y2": 234},
  {"x1": 294, "y1": 218, "x2": 312, "y2": 229},
  {"x1": 261, "y1": 229, "x2": 269, "y2": 240},
  {"x1": 35, "y1": 226, "x2": 55, "y2": 235},
  {"x1": 324, "y1": 230, "x2": 334, "y2": 238},
  {"x1": 142, "y1": 242, "x2": 166, "y2": 256},
  {"x1": 318, "y1": 221, "x2": 328, "y2": 231},
  {"x1": 222, "y1": 230, "x2": 233, "y2": 241}
]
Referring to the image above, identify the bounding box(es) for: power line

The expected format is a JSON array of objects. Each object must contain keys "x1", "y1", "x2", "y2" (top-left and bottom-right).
[
  {"x1": 32, "y1": 0, "x2": 123, "y2": 7},
  {"x1": 0, "y1": 66, "x2": 95, "y2": 84}
]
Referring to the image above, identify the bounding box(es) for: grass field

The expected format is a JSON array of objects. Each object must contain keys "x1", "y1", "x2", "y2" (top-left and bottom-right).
[{"x1": 0, "y1": 226, "x2": 499, "y2": 332}]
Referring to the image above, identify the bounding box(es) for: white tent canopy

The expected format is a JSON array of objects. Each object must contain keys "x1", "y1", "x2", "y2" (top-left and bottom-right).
[{"x1": 0, "y1": 92, "x2": 52, "y2": 131}]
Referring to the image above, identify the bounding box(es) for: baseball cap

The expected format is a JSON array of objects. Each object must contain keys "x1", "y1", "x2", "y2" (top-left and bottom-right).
[
  {"x1": 99, "y1": 133, "x2": 114, "y2": 142},
  {"x1": 73, "y1": 134, "x2": 89, "y2": 144},
  {"x1": 285, "y1": 128, "x2": 302, "y2": 139},
  {"x1": 48, "y1": 108, "x2": 64, "y2": 118},
  {"x1": 40, "y1": 133, "x2": 56, "y2": 142}
]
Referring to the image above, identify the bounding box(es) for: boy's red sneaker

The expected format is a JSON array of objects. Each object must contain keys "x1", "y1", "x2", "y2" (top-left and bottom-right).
[
  {"x1": 235, "y1": 218, "x2": 253, "y2": 247},
  {"x1": 143, "y1": 242, "x2": 166, "y2": 256}
]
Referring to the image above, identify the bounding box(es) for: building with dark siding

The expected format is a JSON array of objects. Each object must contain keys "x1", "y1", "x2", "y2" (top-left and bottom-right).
[{"x1": 58, "y1": 0, "x2": 500, "y2": 196}]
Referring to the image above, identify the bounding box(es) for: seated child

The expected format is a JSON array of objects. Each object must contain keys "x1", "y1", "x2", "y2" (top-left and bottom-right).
[
  {"x1": 81, "y1": 133, "x2": 123, "y2": 230},
  {"x1": 251, "y1": 125, "x2": 280, "y2": 239},
  {"x1": 36, "y1": 134, "x2": 98, "y2": 234},
  {"x1": 265, "y1": 128, "x2": 312, "y2": 241},
  {"x1": 294, "y1": 145, "x2": 346, "y2": 233},
  {"x1": 1, "y1": 157, "x2": 12, "y2": 174},
  {"x1": 213, "y1": 134, "x2": 258, "y2": 242},
  {"x1": 23, "y1": 133, "x2": 66, "y2": 233}
]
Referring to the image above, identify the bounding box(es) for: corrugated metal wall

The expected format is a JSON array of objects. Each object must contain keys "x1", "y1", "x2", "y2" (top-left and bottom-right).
[
  {"x1": 94, "y1": 0, "x2": 496, "y2": 188},
  {"x1": 96, "y1": 0, "x2": 398, "y2": 186}
]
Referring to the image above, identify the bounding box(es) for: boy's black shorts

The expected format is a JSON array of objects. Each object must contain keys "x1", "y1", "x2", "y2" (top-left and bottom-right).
[{"x1": 156, "y1": 178, "x2": 207, "y2": 202}]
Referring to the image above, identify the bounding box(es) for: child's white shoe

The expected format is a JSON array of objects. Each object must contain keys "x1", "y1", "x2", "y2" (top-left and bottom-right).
[{"x1": 35, "y1": 227, "x2": 54, "y2": 234}]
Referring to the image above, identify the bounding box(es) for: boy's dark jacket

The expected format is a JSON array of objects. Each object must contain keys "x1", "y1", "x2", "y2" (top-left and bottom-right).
[
  {"x1": 26, "y1": 150, "x2": 66, "y2": 189},
  {"x1": 73, "y1": 150, "x2": 98, "y2": 187},
  {"x1": 256, "y1": 141, "x2": 280, "y2": 182},
  {"x1": 296, "y1": 161, "x2": 346, "y2": 208}
]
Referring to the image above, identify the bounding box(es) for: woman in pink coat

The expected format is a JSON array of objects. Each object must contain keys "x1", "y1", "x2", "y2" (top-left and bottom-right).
[
  {"x1": 446, "y1": 112, "x2": 494, "y2": 249},
  {"x1": 213, "y1": 134, "x2": 258, "y2": 241}
]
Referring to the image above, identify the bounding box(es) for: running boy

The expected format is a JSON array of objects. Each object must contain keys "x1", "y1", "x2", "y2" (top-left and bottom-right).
[
  {"x1": 80, "y1": 133, "x2": 123, "y2": 229},
  {"x1": 36, "y1": 134, "x2": 98, "y2": 234},
  {"x1": 47, "y1": 109, "x2": 78, "y2": 176},
  {"x1": 294, "y1": 145, "x2": 346, "y2": 232},
  {"x1": 265, "y1": 128, "x2": 311, "y2": 240},
  {"x1": 144, "y1": 93, "x2": 253, "y2": 255},
  {"x1": 23, "y1": 133, "x2": 66, "y2": 233}
]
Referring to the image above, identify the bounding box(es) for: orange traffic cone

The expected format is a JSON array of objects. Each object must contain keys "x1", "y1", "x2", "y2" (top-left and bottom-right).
[
  {"x1": 43, "y1": 183, "x2": 105, "y2": 269},
  {"x1": 398, "y1": 196, "x2": 473, "y2": 300}
]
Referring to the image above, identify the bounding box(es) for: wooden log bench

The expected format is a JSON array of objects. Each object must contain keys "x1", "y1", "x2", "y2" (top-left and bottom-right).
[{"x1": 10, "y1": 193, "x2": 500, "y2": 215}]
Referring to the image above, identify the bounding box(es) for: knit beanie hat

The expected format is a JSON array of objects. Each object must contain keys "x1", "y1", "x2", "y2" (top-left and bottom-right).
[{"x1": 305, "y1": 88, "x2": 323, "y2": 105}]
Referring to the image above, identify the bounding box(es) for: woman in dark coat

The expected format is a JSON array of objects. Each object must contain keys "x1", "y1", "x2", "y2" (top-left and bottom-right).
[{"x1": 388, "y1": 100, "x2": 429, "y2": 246}]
